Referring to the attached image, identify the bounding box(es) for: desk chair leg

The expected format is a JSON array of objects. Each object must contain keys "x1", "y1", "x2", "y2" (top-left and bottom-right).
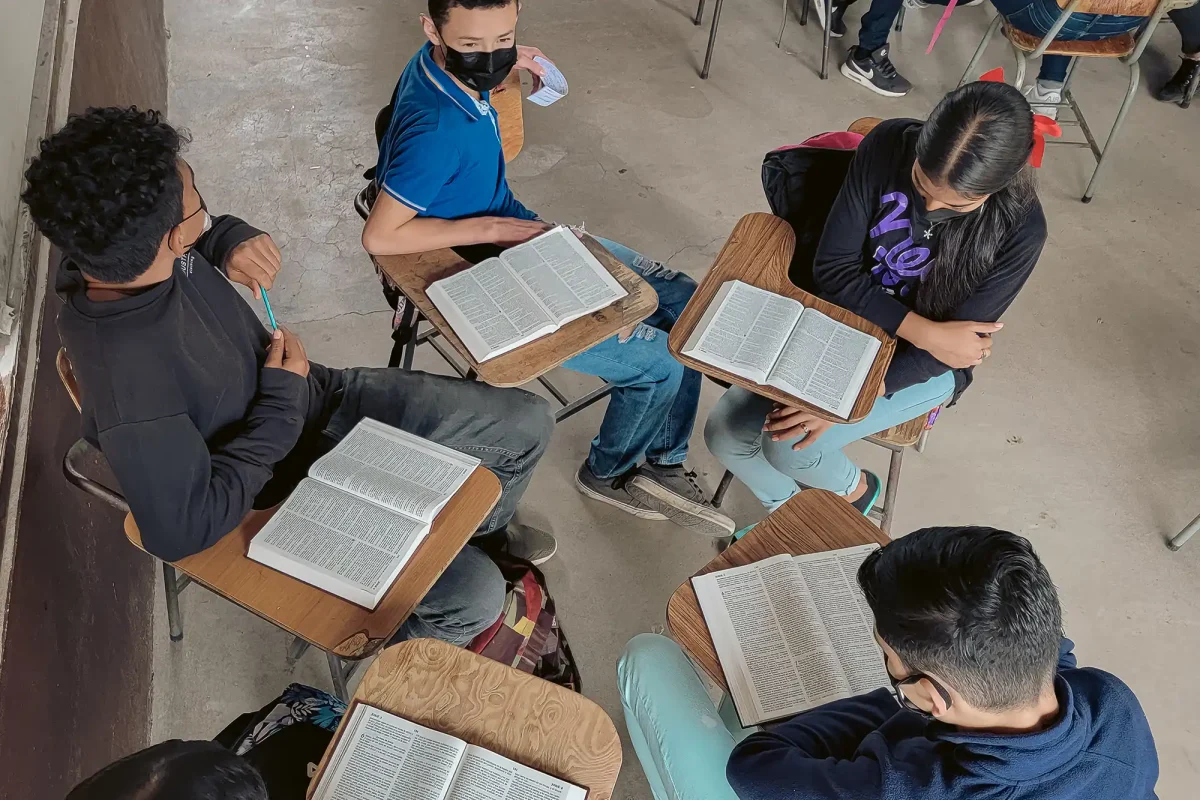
[
  {"x1": 959, "y1": 15, "x2": 1002, "y2": 87},
  {"x1": 1183, "y1": 65, "x2": 1200, "y2": 108},
  {"x1": 387, "y1": 301, "x2": 417, "y2": 369},
  {"x1": 695, "y1": 0, "x2": 706, "y2": 25},
  {"x1": 1082, "y1": 60, "x2": 1140, "y2": 204},
  {"x1": 700, "y1": 0, "x2": 725, "y2": 79},
  {"x1": 1012, "y1": 47, "x2": 1028, "y2": 90},
  {"x1": 1168, "y1": 511, "x2": 1200, "y2": 551},
  {"x1": 711, "y1": 469, "x2": 735, "y2": 508},
  {"x1": 894, "y1": 5, "x2": 906, "y2": 31},
  {"x1": 163, "y1": 564, "x2": 184, "y2": 642},
  {"x1": 327, "y1": 652, "x2": 354, "y2": 701},
  {"x1": 820, "y1": 0, "x2": 833, "y2": 79},
  {"x1": 879, "y1": 448, "x2": 904, "y2": 535},
  {"x1": 915, "y1": 426, "x2": 930, "y2": 454},
  {"x1": 553, "y1": 382, "x2": 614, "y2": 423},
  {"x1": 285, "y1": 636, "x2": 311, "y2": 667}
]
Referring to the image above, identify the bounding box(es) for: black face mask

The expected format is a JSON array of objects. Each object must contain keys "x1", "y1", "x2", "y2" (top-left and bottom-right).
[
  {"x1": 917, "y1": 192, "x2": 983, "y2": 224},
  {"x1": 440, "y1": 38, "x2": 518, "y2": 92}
]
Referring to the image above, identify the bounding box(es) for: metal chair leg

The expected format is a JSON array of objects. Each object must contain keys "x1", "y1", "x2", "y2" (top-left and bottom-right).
[
  {"x1": 915, "y1": 426, "x2": 930, "y2": 454},
  {"x1": 959, "y1": 14, "x2": 1002, "y2": 87},
  {"x1": 820, "y1": 0, "x2": 833, "y2": 79},
  {"x1": 327, "y1": 652, "x2": 354, "y2": 701},
  {"x1": 285, "y1": 636, "x2": 311, "y2": 667},
  {"x1": 1081, "y1": 60, "x2": 1140, "y2": 203},
  {"x1": 711, "y1": 469, "x2": 735, "y2": 508},
  {"x1": 1182, "y1": 64, "x2": 1200, "y2": 109},
  {"x1": 700, "y1": 0, "x2": 725, "y2": 79},
  {"x1": 387, "y1": 300, "x2": 417, "y2": 369},
  {"x1": 879, "y1": 447, "x2": 904, "y2": 535},
  {"x1": 695, "y1": 0, "x2": 706, "y2": 25},
  {"x1": 895, "y1": 5, "x2": 906, "y2": 32},
  {"x1": 1013, "y1": 46, "x2": 1028, "y2": 90},
  {"x1": 800, "y1": 0, "x2": 811, "y2": 26},
  {"x1": 778, "y1": 0, "x2": 790, "y2": 46},
  {"x1": 163, "y1": 563, "x2": 184, "y2": 642},
  {"x1": 1168, "y1": 511, "x2": 1200, "y2": 551}
]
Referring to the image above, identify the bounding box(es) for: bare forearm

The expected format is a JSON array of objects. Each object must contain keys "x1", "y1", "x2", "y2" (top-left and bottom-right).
[
  {"x1": 362, "y1": 216, "x2": 491, "y2": 256},
  {"x1": 896, "y1": 311, "x2": 933, "y2": 349}
]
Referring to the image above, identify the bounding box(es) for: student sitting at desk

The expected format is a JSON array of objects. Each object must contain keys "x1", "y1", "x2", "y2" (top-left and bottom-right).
[
  {"x1": 704, "y1": 82, "x2": 1047, "y2": 516},
  {"x1": 618, "y1": 525, "x2": 1159, "y2": 800},
  {"x1": 360, "y1": 0, "x2": 735, "y2": 538},
  {"x1": 23, "y1": 107, "x2": 556, "y2": 646}
]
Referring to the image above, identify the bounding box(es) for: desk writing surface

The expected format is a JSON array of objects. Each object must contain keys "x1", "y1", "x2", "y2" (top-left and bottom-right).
[
  {"x1": 308, "y1": 638, "x2": 623, "y2": 800},
  {"x1": 124, "y1": 467, "x2": 500, "y2": 659},
  {"x1": 373, "y1": 234, "x2": 658, "y2": 388},
  {"x1": 667, "y1": 213, "x2": 895, "y2": 423},
  {"x1": 665, "y1": 489, "x2": 890, "y2": 692}
]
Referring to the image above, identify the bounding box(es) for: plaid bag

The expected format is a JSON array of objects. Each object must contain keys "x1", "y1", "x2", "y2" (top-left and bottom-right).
[{"x1": 467, "y1": 552, "x2": 583, "y2": 692}]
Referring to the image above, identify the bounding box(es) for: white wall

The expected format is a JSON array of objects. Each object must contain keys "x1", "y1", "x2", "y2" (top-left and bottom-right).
[{"x1": 1, "y1": 0, "x2": 46, "y2": 288}]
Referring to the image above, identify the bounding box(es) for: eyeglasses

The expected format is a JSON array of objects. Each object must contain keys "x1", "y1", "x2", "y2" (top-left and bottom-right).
[
  {"x1": 889, "y1": 671, "x2": 954, "y2": 717},
  {"x1": 176, "y1": 187, "x2": 209, "y2": 249}
]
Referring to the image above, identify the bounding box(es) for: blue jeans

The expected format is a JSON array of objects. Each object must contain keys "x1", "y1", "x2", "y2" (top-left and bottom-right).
[
  {"x1": 618, "y1": 634, "x2": 750, "y2": 800},
  {"x1": 704, "y1": 372, "x2": 954, "y2": 510},
  {"x1": 563, "y1": 238, "x2": 701, "y2": 479},
  {"x1": 313, "y1": 367, "x2": 554, "y2": 646},
  {"x1": 991, "y1": 0, "x2": 1145, "y2": 82}
]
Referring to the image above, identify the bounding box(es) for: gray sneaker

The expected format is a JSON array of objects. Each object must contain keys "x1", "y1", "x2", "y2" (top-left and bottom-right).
[
  {"x1": 575, "y1": 462, "x2": 668, "y2": 520},
  {"x1": 505, "y1": 522, "x2": 558, "y2": 566},
  {"x1": 627, "y1": 463, "x2": 737, "y2": 538}
]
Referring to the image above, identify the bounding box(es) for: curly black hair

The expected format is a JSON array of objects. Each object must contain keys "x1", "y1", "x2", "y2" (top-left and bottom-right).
[{"x1": 22, "y1": 106, "x2": 191, "y2": 283}]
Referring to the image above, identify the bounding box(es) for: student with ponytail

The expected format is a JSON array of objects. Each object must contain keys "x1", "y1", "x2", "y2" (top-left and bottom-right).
[{"x1": 704, "y1": 81, "x2": 1048, "y2": 516}]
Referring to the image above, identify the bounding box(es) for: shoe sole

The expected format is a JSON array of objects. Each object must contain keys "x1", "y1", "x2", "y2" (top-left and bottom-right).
[
  {"x1": 839, "y1": 60, "x2": 910, "y2": 97},
  {"x1": 524, "y1": 543, "x2": 557, "y2": 567},
  {"x1": 627, "y1": 476, "x2": 737, "y2": 538},
  {"x1": 574, "y1": 472, "x2": 668, "y2": 520}
]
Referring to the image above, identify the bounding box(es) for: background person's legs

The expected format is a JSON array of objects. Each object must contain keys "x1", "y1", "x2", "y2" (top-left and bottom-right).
[
  {"x1": 617, "y1": 634, "x2": 745, "y2": 800},
  {"x1": 388, "y1": 544, "x2": 506, "y2": 645},
  {"x1": 1159, "y1": 3, "x2": 1200, "y2": 102}
]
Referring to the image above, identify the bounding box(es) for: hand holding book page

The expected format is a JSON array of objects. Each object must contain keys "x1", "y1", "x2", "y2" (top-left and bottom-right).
[
  {"x1": 427, "y1": 226, "x2": 627, "y2": 362},
  {"x1": 691, "y1": 544, "x2": 890, "y2": 726},
  {"x1": 313, "y1": 704, "x2": 587, "y2": 800},
  {"x1": 248, "y1": 419, "x2": 481, "y2": 609},
  {"x1": 681, "y1": 280, "x2": 881, "y2": 419}
]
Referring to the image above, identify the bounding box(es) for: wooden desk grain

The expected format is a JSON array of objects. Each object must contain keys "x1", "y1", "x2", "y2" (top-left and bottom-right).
[
  {"x1": 666, "y1": 489, "x2": 889, "y2": 692},
  {"x1": 308, "y1": 639, "x2": 623, "y2": 800},
  {"x1": 667, "y1": 213, "x2": 895, "y2": 423},
  {"x1": 373, "y1": 234, "x2": 659, "y2": 388},
  {"x1": 124, "y1": 467, "x2": 501, "y2": 659}
]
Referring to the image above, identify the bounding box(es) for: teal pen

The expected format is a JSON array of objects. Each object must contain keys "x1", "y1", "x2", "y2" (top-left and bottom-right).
[{"x1": 261, "y1": 288, "x2": 279, "y2": 330}]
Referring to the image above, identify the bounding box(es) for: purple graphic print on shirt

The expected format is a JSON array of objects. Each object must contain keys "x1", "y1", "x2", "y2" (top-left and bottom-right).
[{"x1": 868, "y1": 191, "x2": 933, "y2": 297}]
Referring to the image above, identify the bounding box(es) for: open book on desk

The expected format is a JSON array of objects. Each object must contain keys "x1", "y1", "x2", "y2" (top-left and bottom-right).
[
  {"x1": 427, "y1": 225, "x2": 628, "y2": 362},
  {"x1": 313, "y1": 704, "x2": 588, "y2": 800},
  {"x1": 248, "y1": 418, "x2": 480, "y2": 610},
  {"x1": 681, "y1": 280, "x2": 881, "y2": 419},
  {"x1": 692, "y1": 544, "x2": 891, "y2": 727}
]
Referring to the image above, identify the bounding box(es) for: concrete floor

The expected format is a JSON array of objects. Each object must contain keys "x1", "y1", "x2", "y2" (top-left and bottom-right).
[{"x1": 154, "y1": 0, "x2": 1200, "y2": 797}]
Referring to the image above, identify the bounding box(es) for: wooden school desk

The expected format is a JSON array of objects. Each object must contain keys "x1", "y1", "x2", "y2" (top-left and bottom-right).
[
  {"x1": 667, "y1": 212, "x2": 895, "y2": 424},
  {"x1": 665, "y1": 489, "x2": 890, "y2": 692},
  {"x1": 308, "y1": 638, "x2": 624, "y2": 800},
  {"x1": 371, "y1": 234, "x2": 659, "y2": 388},
  {"x1": 123, "y1": 467, "x2": 501, "y2": 698}
]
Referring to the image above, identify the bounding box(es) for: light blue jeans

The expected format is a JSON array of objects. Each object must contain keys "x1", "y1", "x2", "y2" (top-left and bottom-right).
[
  {"x1": 564, "y1": 239, "x2": 701, "y2": 479},
  {"x1": 618, "y1": 634, "x2": 749, "y2": 800},
  {"x1": 703, "y1": 372, "x2": 955, "y2": 510}
]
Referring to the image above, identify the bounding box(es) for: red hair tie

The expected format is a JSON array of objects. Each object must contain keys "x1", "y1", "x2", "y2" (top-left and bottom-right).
[{"x1": 976, "y1": 68, "x2": 1061, "y2": 168}]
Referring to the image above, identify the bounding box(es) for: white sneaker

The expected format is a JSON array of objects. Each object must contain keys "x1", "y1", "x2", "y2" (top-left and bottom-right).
[{"x1": 1023, "y1": 82, "x2": 1062, "y2": 120}]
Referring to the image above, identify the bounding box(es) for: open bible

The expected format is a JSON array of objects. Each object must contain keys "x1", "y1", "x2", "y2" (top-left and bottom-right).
[
  {"x1": 312, "y1": 704, "x2": 588, "y2": 800},
  {"x1": 247, "y1": 418, "x2": 479, "y2": 610},
  {"x1": 692, "y1": 544, "x2": 891, "y2": 727},
  {"x1": 681, "y1": 280, "x2": 881, "y2": 418},
  {"x1": 427, "y1": 225, "x2": 628, "y2": 362}
]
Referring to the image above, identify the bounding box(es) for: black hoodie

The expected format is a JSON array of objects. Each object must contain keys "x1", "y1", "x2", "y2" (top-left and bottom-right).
[{"x1": 56, "y1": 216, "x2": 339, "y2": 561}]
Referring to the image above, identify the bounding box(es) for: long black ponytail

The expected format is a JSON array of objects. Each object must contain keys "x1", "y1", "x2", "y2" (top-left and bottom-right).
[{"x1": 914, "y1": 81, "x2": 1038, "y2": 321}]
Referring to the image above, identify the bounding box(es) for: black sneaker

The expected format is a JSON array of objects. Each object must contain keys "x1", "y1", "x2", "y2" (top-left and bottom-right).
[
  {"x1": 627, "y1": 463, "x2": 737, "y2": 538},
  {"x1": 850, "y1": 470, "x2": 882, "y2": 516},
  {"x1": 839, "y1": 44, "x2": 912, "y2": 97},
  {"x1": 815, "y1": 0, "x2": 850, "y2": 38},
  {"x1": 1155, "y1": 57, "x2": 1200, "y2": 103}
]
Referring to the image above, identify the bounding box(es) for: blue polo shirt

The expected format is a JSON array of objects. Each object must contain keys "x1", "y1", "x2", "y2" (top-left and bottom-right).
[{"x1": 376, "y1": 43, "x2": 537, "y2": 222}]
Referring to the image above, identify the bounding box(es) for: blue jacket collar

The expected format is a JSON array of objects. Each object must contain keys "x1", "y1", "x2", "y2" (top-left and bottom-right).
[{"x1": 418, "y1": 43, "x2": 490, "y2": 120}]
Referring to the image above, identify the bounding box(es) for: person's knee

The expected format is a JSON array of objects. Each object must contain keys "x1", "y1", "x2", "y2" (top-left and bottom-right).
[
  {"x1": 505, "y1": 389, "x2": 555, "y2": 460},
  {"x1": 451, "y1": 552, "x2": 507, "y2": 643},
  {"x1": 616, "y1": 336, "x2": 685, "y2": 390},
  {"x1": 618, "y1": 633, "x2": 685, "y2": 697},
  {"x1": 704, "y1": 398, "x2": 759, "y2": 461},
  {"x1": 763, "y1": 438, "x2": 820, "y2": 472}
]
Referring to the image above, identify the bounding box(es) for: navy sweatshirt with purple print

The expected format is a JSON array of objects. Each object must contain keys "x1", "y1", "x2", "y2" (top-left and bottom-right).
[{"x1": 813, "y1": 119, "x2": 1047, "y2": 400}]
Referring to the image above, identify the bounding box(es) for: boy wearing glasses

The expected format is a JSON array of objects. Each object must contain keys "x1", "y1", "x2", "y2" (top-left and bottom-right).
[{"x1": 618, "y1": 526, "x2": 1159, "y2": 799}]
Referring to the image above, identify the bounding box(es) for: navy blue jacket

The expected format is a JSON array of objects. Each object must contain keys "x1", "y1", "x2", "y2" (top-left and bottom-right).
[{"x1": 727, "y1": 640, "x2": 1158, "y2": 799}]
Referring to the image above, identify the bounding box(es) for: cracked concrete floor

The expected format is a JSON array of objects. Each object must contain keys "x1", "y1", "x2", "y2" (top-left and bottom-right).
[{"x1": 153, "y1": 0, "x2": 1200, "y2": 797}]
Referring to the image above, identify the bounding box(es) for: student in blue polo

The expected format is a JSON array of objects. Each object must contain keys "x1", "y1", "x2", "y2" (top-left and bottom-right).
[{"x1": 362, "y1": 0, "x2": 735, "y2": 538}]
